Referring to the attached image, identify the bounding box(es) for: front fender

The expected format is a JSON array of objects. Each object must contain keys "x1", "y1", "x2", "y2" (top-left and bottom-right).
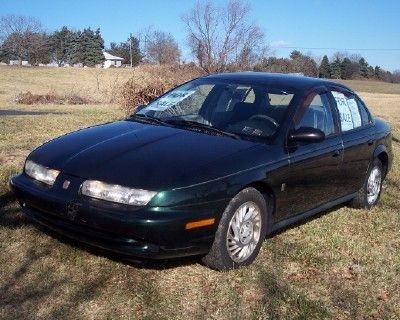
[{"x1": 148, "y1": 158, "x2": 287, "y2": 210}]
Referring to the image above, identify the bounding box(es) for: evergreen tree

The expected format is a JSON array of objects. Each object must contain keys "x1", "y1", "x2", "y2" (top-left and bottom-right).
[
  {"x1": 359, "y1": 57, "x2": 369, "y2": 78},
  {"x1": 340, "y1": 57, "x2": 353, "y2": 79},
  {"x1": 49, "y1": 26, "x2": 74, "y2": 66},
  {"x1": 330, "y1": 57, "x2": 342, "y2": 79},
  {"x1": 374, "y1": 66, "x2": 383, "y2": 80},
  {"x1": 288, "y1": 50, "x2": 318, "y2": 76},
  {"x1": 318, "y1": 55, "x2": 331, "y2": 78},
  {"x1": 81, "y1": 28, "x2": 104, "y2": 66},
  {"x1": 66, "y1": 28, "x2": 104, "y2": 66},
  {"x1": 289, "y1": 50, "x2": 302, "y2": 60},
  {"x1": 91, "y1": 28, "x2": 105, "y2": 65},
  {"x1": 67, "y1": 30, "x2": 83, "y2": 65},
  {"x1": 367, "y1": 65, "x2": 375, "y2": 78}
]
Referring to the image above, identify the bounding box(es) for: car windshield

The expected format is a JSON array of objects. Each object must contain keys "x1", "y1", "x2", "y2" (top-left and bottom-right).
[{"x1": 135, "y1": 79, "x2": 297, "y2": 140}]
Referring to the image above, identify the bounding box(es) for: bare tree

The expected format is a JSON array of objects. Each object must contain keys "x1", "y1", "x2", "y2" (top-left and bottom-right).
[
  {"x1": 0, "y1": 15, "x2": 43, "y2": 64},
  {"x1": 0, "y1": 15, "x2": 42, "y2": 40},
  {"x1": 146, "y1": 31, "x2": 181, "y2": 64},
  {"x1": 136, "y1": 25, "x2": 154, "y2": 61},
  {"x1": 182, "y1": 0, "x2": 267, "y2": 73},
  {"x1": 392, "y1": 70, "x2": 400, "y2": 83}
]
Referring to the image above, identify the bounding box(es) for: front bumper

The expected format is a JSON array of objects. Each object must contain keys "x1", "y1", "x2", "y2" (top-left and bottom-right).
[{"x1": 10, "y1": 173, "x2": 226, "y2": 259}]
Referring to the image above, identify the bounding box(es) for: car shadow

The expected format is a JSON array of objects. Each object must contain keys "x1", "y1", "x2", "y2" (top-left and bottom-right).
[
  {"x1": 0, "y1": 192, "x2": 15, "y2": 209},
  {"x1": 0, "y1": 109, "x2": 67, "y2": 116},
  {"x1": 2, "y1": 197, "x2": 347, "y2": 270},
  {"x1": 29, "y1": 218, "x2": 202, "y2": 270},
  {"x1": 266, "y1": 203, "x2": 345, "y2": 238}
]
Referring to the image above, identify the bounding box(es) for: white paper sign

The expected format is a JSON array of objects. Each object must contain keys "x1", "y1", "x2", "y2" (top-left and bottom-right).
[
  {"x1": 146, "y1": 90, "x2": 195, "y2": 112},
  {"x1": 347, "y1": 98, "x2": 362, "y2": 128},
  {"x1": 332, "y1": 91, "x2": 353, "y2": 131}
]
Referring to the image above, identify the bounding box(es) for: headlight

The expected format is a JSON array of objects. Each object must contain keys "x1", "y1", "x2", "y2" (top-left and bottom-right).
[
  {"x1": 81, "y1": 180, "x2": 156, "y2": 206},
  {"x1": 24, "y1": 160, "x2": 60, "y2": 186}
]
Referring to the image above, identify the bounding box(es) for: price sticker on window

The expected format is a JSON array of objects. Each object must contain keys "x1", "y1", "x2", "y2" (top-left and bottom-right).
[
  {"x1": 347, "y1": 98, "x2": 362, "y2": 128},
  {"x1": 147, "y1": 90, "x2": 195, "y2": 111},
  {"x1": 332, "y1": 91, "x2": 353, "y2": 131}
]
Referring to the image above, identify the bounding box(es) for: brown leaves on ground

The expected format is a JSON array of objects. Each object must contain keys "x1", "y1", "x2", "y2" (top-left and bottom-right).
[{"x1": 15, "y1": 91, "x2": 92, "y2": 105}]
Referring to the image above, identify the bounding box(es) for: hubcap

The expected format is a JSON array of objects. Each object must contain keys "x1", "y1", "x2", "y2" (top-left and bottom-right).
[
  {"x1": 367, "y1": 166, "x2": 382, "y2": 205},
  {"x1": 226, "y1": 201, "x2": 262, "y2": 263}
]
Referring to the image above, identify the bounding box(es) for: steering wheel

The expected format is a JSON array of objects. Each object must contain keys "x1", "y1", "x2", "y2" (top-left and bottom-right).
[{"x1": 248, "y1": 115, "x2": 279, "y2": 128}]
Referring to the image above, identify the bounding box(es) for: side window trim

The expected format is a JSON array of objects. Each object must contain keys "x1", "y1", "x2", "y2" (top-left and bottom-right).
[
  {"x1": 355, "y1": 94, "x2": 374, "y2": 126},
  {"x1": 326, "y1": 91, "x2": 342, "y2": 135}
]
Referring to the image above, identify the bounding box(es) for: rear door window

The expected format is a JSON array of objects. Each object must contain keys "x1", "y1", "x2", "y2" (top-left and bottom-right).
[{"x1": 331, "y1": 91, "x2": 363, "y2": 132}]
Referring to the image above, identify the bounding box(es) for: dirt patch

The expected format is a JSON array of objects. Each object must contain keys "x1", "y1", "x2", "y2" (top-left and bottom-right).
[
  {"x1": 15, "y1": 91, "x2": 92, "y2": 105},
  {"x1": 0, "y1": 150, "x2": 29, "y2": 166}
]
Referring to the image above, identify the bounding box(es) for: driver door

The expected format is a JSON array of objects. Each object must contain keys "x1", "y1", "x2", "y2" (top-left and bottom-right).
[{"x1": 279, "y1": 88, "x2": 344, "y2": 220}]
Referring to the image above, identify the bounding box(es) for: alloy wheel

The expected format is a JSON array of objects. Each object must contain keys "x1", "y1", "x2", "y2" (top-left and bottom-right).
[
  {"x1": 226, "y1": 201, "x2": 262, "y2": 263},
  {"x1": 367, "y1": 166, "x2": 382, "y2": 205}
]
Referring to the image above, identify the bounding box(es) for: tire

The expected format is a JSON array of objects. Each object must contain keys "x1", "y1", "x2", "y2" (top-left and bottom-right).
[
  {"x1": 349, "y1": 159, "x2": 383, "y2": 209},
  {"x1": 202, "y1": 187, "x2": 268, "y2": 271}
]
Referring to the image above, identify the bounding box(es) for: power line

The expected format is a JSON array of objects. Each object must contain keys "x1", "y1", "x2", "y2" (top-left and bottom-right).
[{"x1": 275, "y1": 46, "x2": 400, "y2": 52}]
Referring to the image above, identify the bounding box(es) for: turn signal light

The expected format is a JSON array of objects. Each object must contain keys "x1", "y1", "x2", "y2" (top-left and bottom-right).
[{"x1": 185, "y1": 218, "x2": 215, "y2": 230}]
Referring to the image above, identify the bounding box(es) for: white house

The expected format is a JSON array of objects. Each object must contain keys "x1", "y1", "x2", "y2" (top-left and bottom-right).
[{"x1": 103, "y1": 52, "x2": 124, "y2": 68}]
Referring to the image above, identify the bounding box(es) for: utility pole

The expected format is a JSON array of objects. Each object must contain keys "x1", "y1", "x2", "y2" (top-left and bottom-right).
[{"x1": 129, "y1": 33, "x2": 133, "y2": 67}]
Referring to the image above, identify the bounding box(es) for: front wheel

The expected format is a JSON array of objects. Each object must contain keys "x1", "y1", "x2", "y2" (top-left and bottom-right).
[
  {"x1": 350, "y1": 159, "x2": 383, "y2": 209},
  {"x1": 202, "y1": 188, "x2": 268, "y2": 271}
]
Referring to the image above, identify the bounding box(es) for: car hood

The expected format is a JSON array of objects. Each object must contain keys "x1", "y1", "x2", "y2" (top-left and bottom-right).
[{"x1": 28, "y1": 120, "x2": 270, "y2": 191}]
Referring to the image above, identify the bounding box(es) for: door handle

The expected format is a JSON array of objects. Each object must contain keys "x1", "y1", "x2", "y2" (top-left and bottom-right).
[
  {"x1": 332, "y1": 149, "x2": 341, "y2": 157},
  {"x1": 367, "y1": 139, "x2": 374, "y2": 146}
]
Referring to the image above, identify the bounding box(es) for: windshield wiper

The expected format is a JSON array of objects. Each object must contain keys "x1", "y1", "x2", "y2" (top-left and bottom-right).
[
  {"x1": 129, "y1": 114, "x2": 171, "y2": 126},
  {"x1": 166, "y1": 119, "x2": 240, "y2": 140}
]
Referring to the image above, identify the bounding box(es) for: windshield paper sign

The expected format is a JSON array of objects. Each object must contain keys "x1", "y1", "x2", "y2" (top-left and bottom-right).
[
  {"x1": 347, "y1": 98, "x2": 362, "y2": 128},
  {"x1": 147, "y1": 90, "x2": 195, "y2": 111},
  {"x1": 332, "y1": 91, "x2": 353, "y2": 131}
]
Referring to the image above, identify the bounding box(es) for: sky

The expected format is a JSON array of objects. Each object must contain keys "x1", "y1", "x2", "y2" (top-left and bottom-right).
[{"x1": 1, "y1": 0, "x2": 399, "y2": 71}]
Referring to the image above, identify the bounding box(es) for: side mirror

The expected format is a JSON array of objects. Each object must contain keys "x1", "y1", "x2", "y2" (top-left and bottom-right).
[{"x1": 289, "y1": 127, "x2": 325, "y2": 143}]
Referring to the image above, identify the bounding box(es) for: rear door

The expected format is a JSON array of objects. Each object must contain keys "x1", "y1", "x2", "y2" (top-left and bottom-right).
[
  {"x1": 328, "y1": 87, "x2": 375, "y2": 196},
  {"x1": 279, "y1": 87, "x2": 344, "y2": 220}
]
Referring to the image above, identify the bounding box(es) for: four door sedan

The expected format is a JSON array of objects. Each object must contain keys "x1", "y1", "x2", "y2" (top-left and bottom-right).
[{"x1": 10, "y1": 72, "x2": 393, "y2": 270}]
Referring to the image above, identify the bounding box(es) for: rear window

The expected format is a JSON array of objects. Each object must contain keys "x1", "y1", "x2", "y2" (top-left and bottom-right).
[{"x1": 268, "y1": 92, "x2": 294, "y2": 107}]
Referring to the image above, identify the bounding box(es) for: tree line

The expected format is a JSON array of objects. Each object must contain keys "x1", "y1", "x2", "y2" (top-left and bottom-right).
[
  {"x1": 255, "y1": 51, "x2": 400, "y2": 83},
  {"x1": 0, "y1": 16, "x2": 105, "y2": 67},
  {"x1": 0, "y1": 0, "x2": 399, "y2": 83},
  {"x1": 0, "y1": 16, "x2": 181, "y2": 67}
]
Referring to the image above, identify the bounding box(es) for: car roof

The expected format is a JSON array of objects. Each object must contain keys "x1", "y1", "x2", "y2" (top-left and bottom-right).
[{"x1": 202, "y1": 72, "x2": 353, "y2": 92}]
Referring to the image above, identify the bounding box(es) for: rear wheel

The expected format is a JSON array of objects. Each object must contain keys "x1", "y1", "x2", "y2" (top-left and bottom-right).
[
  {"x1": 202, "y1": 188, "x2": 268, "y2": 271},
  {"x1": 350, "y1": 159, "x2": 383, "y2": 209}
]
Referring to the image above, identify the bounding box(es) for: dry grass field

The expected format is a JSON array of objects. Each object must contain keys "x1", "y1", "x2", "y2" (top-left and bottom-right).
[{"x1": 0, "y1": 66, "x2": 399, "y2": 319}]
